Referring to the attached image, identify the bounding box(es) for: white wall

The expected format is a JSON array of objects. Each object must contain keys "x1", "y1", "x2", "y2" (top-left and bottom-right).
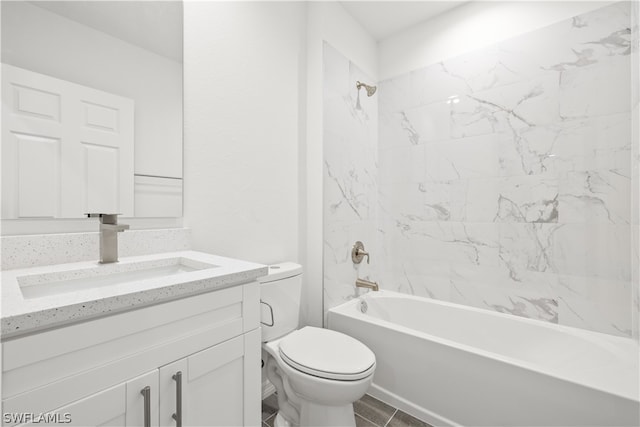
[
  {"x1": 2, "y1": 1, "x2": 183, "y2": 179},
  {"x1": 379, "y1": 1, "x2": 613, "y2": 80},
  {"x1": 305, "y1": 2, "x2": 377, "y2": 327},
  {"x1": 183, "y1": 1, "x2": 376, "y2": 329},
  {"x1": 183, "y1": 2, "x2": 305, "y2": 266}
]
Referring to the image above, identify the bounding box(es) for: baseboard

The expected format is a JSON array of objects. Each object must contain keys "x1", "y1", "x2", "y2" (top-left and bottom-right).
[{"x1": 367, "y1": 384, "x2": 460, "y2": 427}]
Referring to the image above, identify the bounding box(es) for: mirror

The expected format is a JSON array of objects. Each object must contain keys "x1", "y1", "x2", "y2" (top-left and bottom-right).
[{"x1": 1, "y1": 1, "x2": 183, "y2": 219}]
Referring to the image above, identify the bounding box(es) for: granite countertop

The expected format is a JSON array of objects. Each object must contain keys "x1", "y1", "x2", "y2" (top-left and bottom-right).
[{"x1": 1, "y1": 250, "x2": 268, "y2": 339}]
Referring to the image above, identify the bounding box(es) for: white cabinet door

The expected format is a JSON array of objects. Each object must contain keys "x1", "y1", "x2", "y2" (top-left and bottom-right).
[
  {"x1": 9, "y1": 370, "x2": 158, "y2": 427},
  {"x1": 1, "y1": 64, "x2": 134, "y2": 218},
  {"x1": 159, "y1": 332, "x2": 259, "y2": 427},
  {"x1": 126, "y1": 370, "x2": 160, "y2": 427}
]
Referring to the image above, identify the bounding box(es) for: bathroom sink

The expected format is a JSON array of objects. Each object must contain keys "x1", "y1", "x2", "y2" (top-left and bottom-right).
[
  {"x1": 1, "y1": 250, "x2": 268, "y2": 339},
  {"x1": 17, "y1": 257, "x2": 218, "y2": 299}
]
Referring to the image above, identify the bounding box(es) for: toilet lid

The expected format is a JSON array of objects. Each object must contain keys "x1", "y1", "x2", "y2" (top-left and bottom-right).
[{"x1": 278, "y1": 326, "x2": 376, "y2": 381}]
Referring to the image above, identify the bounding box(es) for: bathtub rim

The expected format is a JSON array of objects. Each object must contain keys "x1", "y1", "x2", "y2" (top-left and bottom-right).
[{"x1": 328, "y1": 290, "x2": 640, "y2": 403}]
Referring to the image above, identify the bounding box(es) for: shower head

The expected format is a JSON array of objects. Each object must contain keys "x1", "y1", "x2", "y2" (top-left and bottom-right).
[{"x1": 356, "y1": 81, "x2": 377, "y2": 97}]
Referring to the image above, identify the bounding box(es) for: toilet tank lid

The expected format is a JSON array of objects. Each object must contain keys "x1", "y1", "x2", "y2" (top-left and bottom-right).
[{"x1": 258, "y1": 262, "x2": 302, "y2": 283}]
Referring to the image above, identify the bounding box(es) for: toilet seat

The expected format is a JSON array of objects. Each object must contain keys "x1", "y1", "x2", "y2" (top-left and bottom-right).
[{"x1": 278, "y1": 327, "x2": 376, "y2": 381}]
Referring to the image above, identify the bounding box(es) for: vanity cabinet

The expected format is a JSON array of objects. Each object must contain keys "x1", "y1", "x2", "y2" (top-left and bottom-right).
[{"x1": 1, "y1": 283, "x2": 261, "y2": 427}]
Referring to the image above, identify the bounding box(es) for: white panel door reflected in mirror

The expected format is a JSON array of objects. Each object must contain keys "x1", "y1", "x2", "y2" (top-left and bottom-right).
[
  {"x1": 2, "y1": 65, "x2": 134, "y2": 219},
  {"x1": 1, "y1": 1, "x2": 183, "y2": 219}
]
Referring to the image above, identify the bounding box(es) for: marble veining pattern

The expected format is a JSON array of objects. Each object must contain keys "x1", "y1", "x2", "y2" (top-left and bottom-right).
[
  {"x1": 376, "y1": 3, "x2": 637, "y2": 337},
  {"x1": 323, "y1": 43, "x2": 378, "y2": 320}
]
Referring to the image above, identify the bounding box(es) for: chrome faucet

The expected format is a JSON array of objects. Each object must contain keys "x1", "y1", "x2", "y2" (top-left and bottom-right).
[
  {"x1": 356, "y1": 278, "x2": 379, "y2": 291},
  {"x1": 87, "y1": 213, "x2": 129, "y2": 263}
]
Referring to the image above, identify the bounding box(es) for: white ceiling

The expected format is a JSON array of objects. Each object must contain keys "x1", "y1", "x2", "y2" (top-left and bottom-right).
[
  {"x1": 340, "y1": 1, "x2": 467, "y2": 41},
  {"x1": 30, "y1": 1, "x2": 183, "y2": 62},
  {"x1": 30, "y1": 1, "x2": 463, "y2": 59}
]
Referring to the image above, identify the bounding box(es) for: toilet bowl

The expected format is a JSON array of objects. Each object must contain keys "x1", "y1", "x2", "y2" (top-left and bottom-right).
[{"x1": 259, "y1": 263, "x2": 376, "y2": 427}]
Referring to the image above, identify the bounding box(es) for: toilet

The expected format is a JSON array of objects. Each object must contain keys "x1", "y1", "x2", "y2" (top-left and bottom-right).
[{"x1": 259, "y1": 263, "x2": 376, "y2": 427}]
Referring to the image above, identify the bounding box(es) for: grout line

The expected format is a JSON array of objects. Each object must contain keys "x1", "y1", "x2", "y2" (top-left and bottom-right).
[
  {"x1": 355, "y1": 412, "x2": 384, "y2": 427},
  {"x1": 263, "y1": 395, "x2": 406, "y2": 427},
  {"x1": 263, "y1": 412, "x2": 276, "y2": 424},
  {"x1": 383, "y1": 409, "x2": 399, "y2": 427}
]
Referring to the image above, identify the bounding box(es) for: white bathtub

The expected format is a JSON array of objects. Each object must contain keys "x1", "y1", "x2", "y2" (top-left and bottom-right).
[{"x1": 328, "y1": 291, "x2": 640, "y2": 427}]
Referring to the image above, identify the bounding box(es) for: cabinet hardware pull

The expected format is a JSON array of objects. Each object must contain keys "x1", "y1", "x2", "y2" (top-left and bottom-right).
[
  {"x1": 172, "y1": 371, "x2": 183, "y2": 427},
  {"x1": 140, "y1": 386, "x2": 151, "y2": 427}
]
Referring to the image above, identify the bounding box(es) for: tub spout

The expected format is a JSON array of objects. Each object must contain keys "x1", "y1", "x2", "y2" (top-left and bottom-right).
[{"x1": 356, "y1": 278, "x2": 379, "y2": 291}]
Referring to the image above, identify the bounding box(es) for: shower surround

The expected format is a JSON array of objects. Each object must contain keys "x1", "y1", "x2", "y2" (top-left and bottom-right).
[
  {"x1": 323, "y1": 2, "x2": 638, "y2": 338},
  {"x1": 323, "y1": 43, "x2": 378, "y2": 319},
  {"x1": 378, "y1": 2, "x2": 636, "y2": 337}
]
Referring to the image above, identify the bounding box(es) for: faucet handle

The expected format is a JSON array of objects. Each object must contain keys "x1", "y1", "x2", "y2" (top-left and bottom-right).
[{"x1": 352, "y1": 241, "x2": 370, "y2": 264}]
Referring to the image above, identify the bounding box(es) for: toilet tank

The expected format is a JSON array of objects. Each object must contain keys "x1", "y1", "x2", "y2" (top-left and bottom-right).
[{"x1": 258, "y1": 262, "x2": 303, "y2": 342}]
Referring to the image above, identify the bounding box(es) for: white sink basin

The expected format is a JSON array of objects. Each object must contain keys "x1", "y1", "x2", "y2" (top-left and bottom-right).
[
  {"x1": 2, "y1": 250, "x2": 268, "y2": 339},
  {"x1": 18, "y1": 257, "x2": 218, "y2": 299}
]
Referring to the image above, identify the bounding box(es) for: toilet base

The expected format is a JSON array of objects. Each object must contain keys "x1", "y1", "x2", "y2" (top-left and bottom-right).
[
  {"x1": 272, "y1": 402, "x2": 356, "y2": 427},
  {"x1": 273, "y1": 413, "x2": 291, "y2": 427}
]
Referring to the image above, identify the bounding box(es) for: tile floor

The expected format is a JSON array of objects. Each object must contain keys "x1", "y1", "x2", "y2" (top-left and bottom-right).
[{"x1": 261, "y1": 393, "x2": 432, "y2": 427}]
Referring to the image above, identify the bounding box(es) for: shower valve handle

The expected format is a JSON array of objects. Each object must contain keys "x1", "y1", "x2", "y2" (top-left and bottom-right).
[{"x1": 352, "y1": 241, "x2": 370, "y2": 264}]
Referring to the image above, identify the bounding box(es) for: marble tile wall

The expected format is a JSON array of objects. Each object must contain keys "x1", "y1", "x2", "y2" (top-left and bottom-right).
[
  {"x1": 323, "y1": 43, "x2": 378, "y2": 321},
  {"x1": 377, "y1": 2, "x2": 637, "y2": 336}
]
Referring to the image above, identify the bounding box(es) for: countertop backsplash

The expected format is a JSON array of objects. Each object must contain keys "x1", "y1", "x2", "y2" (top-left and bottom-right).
[{"x1": 1, "y1": 228, "x2": 191, "y2": 270}]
